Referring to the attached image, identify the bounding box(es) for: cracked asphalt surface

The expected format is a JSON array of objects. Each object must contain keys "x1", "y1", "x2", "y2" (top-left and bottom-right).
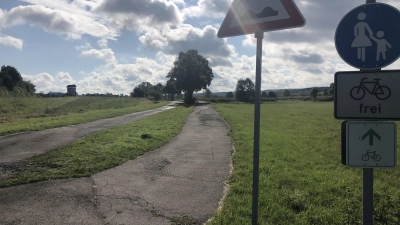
[{"x1": 0, "y1": 103, "x2": 233, "y2": 225}]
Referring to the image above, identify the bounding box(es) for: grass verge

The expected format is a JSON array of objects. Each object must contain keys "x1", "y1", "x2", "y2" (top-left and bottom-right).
[
  {"x1": 0, "y1": 97, "x2": 169, "y2": 136},
  {"x1": 208, "y1": 101, "x2": 400, "y2": 225},
  {"x1": 0, "y1": 105, "x2": 193, "y2": 188}
]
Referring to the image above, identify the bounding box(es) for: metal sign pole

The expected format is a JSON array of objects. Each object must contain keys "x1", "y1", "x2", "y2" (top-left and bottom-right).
[
  {"x1": 362, "y1": 2, "x2": 375, "y2": 224},
  {"x1": 252, "y1": 30, "x2": 264, "y2": 225},
  {"x1": 363, "y1": 168, "x2": 373, "y2": 225}
]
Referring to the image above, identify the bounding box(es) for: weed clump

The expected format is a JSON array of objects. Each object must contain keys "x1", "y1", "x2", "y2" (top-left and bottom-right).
[{"x1": 141, "y1": 133, "x2": 152, "y2": 139}]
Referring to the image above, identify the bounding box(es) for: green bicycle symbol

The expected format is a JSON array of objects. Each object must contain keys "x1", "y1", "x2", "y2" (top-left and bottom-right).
[{"x1": 362, "y1": 150, "x2": 381, "y2": 161}]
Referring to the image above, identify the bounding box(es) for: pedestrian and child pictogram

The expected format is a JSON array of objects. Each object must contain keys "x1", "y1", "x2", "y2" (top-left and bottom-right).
[
  {"x1": 335, "y1": 3, "x2": 400, "y2": 70},
  {"x1": 351, "y1": 12, "x2": 392, "y2": 62}
]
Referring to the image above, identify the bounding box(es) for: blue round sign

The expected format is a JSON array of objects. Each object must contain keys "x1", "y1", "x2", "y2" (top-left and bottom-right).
[{"x1": 335, "y1": 3, "x2": 400, "y2": 70}]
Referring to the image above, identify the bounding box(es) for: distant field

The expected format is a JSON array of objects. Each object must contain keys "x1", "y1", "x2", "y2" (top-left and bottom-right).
[
  {"x1": 209, "y1": 101, "x2": 400, "y2": 225},
  {"x1": 0, "y1": 97, "x2": 169, "y2": 136}
]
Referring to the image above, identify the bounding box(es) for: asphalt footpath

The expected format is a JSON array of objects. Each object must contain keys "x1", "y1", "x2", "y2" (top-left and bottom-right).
[{"x1": 0, "y1": 103, "x2": 233, "y2": 225}]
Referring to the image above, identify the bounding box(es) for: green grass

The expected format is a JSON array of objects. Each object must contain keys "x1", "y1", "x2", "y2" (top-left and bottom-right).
[
  {"x1": 0, "y1": 97, "x2": 169, "y2": 135},
  {"x1": 209, "y1": 101, "x2": 400, "y2": 225},
  {"x1": 0, "y1": 105, "x2": 193, "y2": 187}
]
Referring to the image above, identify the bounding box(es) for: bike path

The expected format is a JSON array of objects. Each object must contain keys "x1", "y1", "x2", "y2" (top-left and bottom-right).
[
  {"x1": 0, "y1": 102, "x2": 178, "y2": 164},
  {"x1": 0, "y1": 103, "x2": 233, "y2": 225}
]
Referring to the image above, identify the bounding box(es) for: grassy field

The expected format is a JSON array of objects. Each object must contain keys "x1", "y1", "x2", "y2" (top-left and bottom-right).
[
  {"x1": 0, "y1": 105, "x2": 193, "y2": 187},
  {"x1": 209, "y1": 101, "x2": 400, "y2": 225},
  {"x1": 0, "y1": 97, "x2": 169, "y2": 135}
]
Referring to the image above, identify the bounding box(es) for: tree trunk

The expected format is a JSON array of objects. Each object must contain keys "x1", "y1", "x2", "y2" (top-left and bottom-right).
[{"x1": 184, "y1": 90, "x2": 195, "y2": 104}]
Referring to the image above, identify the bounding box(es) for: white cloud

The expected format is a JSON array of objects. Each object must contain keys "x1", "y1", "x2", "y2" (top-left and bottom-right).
[
  {"x1": 57, "y1": 72, "x2": 75, "y2": 85},
  {"x1": 139, "y1": 24, "x2": 235, "y2": 58},
  {"x1": 75, "y1": 42, "x2": 93, "y2": 51},
  {"x1": 81, "y1": 48, "x2": 117, "y2": 63},
  {"x1": 182, "y1": 0, "x2": 230, "y2": 19},
  {"x1": 95, "y1": 0, "x2": 182, "y2": 31},
  {"x1": 75, "y1": 56, "x2": 170, "y2": 95},
  {"x1": 3, "y1": 4, "x2": 117, "y2": 40},
  {"x1": 22, "y1": 73, "x2": 63, "y2": 93},
  {"x1": 97, "y1": 38, "x2": 108, "y2": 48},
  {"x1": 0, "y1": 34, "x2": 23, "y2": 49}
]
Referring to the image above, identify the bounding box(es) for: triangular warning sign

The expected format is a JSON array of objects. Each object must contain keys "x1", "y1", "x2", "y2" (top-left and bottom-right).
[{"x1": 217, "y1": 0, "x2": 305, "y2": 38}]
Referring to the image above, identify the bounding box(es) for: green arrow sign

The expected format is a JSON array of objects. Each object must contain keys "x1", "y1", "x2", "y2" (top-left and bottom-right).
[{"x1": 362, "y1": 129, "x2": 381, "y2": 146}]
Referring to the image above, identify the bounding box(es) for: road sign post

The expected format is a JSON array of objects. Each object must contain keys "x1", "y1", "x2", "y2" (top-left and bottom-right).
[
  {"x1": 364, "y1": 2, "x2": 375, "y2": 225},
  {"x1": 218, "y1": 1, "x2": 305, "y2": 224},
  {"x1": 252, "y1": 30, "x2": 263, "y2": 225},
  {"x1": 335, "y1": 2, "x2": 400, "y2": 70},
  {"x1": 335, "y1": 1, "x2": 400, "y2": 224}
]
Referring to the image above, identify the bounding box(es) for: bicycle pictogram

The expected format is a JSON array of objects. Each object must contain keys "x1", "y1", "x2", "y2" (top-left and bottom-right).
[
  {"x1": 350, "y1": 78, "x2": 391, "y2": 100},
  {"x1": 362, "y1": 150, "x2": 381, "y2": 161}
]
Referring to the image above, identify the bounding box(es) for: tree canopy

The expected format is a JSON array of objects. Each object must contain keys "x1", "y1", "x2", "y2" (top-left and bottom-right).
[
  {"x1": 0, "y1": 65, "x2": 36, "y2": 96},
  {"x1": 235, "y1": 78, "x2": 255, "y2": 102},
  {"x1": 282, "y1": 89, "x2": 291, "y2": 97},
  {"x1": 267, "y1": 91, "x2": 277, "y2": 98},
  {"x1": 166, "y1": 49, "x2": 213, "y2": 104},
  {"x1": 261, "y1": 91, "x2": 268, "y2": 97},
  {"x1": 309, "y1": 87, "x2": 319, "y2": 102},
  {"x1": 329, "y1": 83, "x2": 334, "y2": 96},
  {"x1": 226, "y1": 91, "x2": 234, "y2": 98},
  {"x1": 130, "y1": 87, "x2": 145, "y2": 97},
  {"x1": 205, "y1": 89, "x2": 212, "y2": 98}
]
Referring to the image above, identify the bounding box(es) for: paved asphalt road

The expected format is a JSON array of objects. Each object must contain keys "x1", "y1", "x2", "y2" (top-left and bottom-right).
[
  {"x1": 0, "y1": 103, "x2": 233, "y2": 225},
  {"x1": 0, "y1": 102, "x2": 178, "y2": 163}
]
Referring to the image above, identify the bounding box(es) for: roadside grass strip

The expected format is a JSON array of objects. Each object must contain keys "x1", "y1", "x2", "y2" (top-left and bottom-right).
[
  {"x1": 0, "y1": 97, "x2": 169, "y2": 136},
  {"x1": 209, "y1": 101, "x2": 400, "y2": 225},
  {"x1": 0, "y1": 105, "x2": 193, "y2": 188}
]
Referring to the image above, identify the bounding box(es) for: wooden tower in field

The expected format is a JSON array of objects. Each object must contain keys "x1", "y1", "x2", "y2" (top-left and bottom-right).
[{"x1": 67, "y1": 84, "x2": 77, "y2": 97}]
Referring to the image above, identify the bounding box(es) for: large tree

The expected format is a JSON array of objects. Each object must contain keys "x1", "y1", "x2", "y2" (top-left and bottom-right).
[
  {"x1": 309, "y1": 87, "x2": 319, "y2": 102},
  {"x1": 235, "y1": 78, "x2": 255, "y2": 102},
  {"x1": 261, "y1": 91, "x2": 268, "y2": 97},
  {"x1": 0, "y1": 65, "x2": 35, "y2": 96},
  {"x1": 267, "y1": 91, "x2": 277, "y2": 98},
  {"x1": 205, "y1": 89, "x2": 212, "y2": 98},
  {"x1": 1, "y1": 65, "x2": 22, "y2": 88},
  {"x1": 328, "y1": 83, "x2": 334, "y2": 96},
  {"x1": 163, "y1": 80, "x2": 178, "y2": 100},
  {"x1": 137, "y1": 82, "x2": 152, "y2": 98},
  {"x1": 166, "y1": 49, "x2": 213, "y2": 104},
  {"x1": 226, "y1": 91, "x2": 234, "y2": 98},
  {"x1": 282, "y1": 89, "x2": 291, "y2": 97},
  {"x1": 130, "y1": 87, "x2": 145, "y2": 97}
]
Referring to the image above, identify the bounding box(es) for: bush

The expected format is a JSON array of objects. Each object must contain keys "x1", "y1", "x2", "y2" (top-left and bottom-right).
[
  {"x1": 261, "y1": 97, "x2": 277, "y2": 102},
  {"x1": 197, "y1": 98, "x2": 236, "y2": 103}
]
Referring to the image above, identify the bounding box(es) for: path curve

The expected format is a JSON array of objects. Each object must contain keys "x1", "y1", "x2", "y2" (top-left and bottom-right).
[
  {"x1": 0, "y1": 104, "x2": 233, "y2": 225},
  {"x1": 93, "y1": 103, "x2": 233, "y2": 224},
  {"x1": 0, "y1": 102, "x2": 178, "y2": 164}
]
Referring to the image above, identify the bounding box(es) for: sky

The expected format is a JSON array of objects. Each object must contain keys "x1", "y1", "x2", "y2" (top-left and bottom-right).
[{"x1": 1, "y1": 0, "x2": 400, "y2": 95}]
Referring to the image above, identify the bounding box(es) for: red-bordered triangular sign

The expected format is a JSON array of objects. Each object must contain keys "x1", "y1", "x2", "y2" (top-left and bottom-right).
[{"x1": 218, "y1": 0, "x2": 305, "y2": 38}]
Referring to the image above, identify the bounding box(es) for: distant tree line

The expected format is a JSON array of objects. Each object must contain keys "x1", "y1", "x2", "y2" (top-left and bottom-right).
[{"x1": 0, "y1": 65, "x2": 36, "y2": 97}]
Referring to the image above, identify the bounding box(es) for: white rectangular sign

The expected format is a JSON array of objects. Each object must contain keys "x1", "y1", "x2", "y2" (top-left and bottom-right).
[
  {"x1": 346, "y1": 121, "x2": 397, "y2": 168},
  {"x1": 335, "y1": 70, "x2": 400, "y2": 120}
]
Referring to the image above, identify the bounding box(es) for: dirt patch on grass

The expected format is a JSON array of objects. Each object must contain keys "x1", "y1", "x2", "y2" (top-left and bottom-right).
[
  {"x1": 0, "y1": 160, "x2": 31, "y2": 181},
  {"x1": 0, "y1": 160, "x2": 56, "y2": 184}
]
